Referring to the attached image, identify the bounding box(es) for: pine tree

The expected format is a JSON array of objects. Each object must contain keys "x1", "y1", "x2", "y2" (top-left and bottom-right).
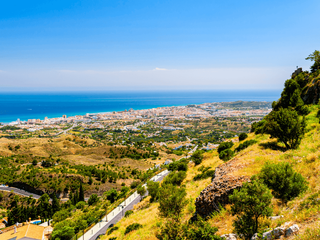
[
  {"x1": 51, "y1": 193, "x2": 60, "y2": 214},
  {"x1": 79, "y1": 182, "x2": 84, "y2": 202}
]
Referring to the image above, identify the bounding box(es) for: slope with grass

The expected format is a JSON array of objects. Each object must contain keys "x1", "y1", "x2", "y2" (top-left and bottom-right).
[{"x1": 100, "y1": 103, "x2": 320, "y2": 239}]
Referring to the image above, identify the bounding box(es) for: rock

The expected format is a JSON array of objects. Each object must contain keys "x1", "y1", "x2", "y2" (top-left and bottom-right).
[
  {"x1": 269, "y1": 215, "x2": 284, "y2": 220},
  {"x1": 195, "y1": 158, "x2": 250, "y2": 217},
  {"x1": 255, "y1": 227, "x2": 285, "y2": 240},
  {"x1": 221, "y1": 233, "x2": 238, "y2": 240},
  {"x1": 285, "y1": 224, "x2": 299, "y2": 237},
  {"x1": 251, "y1": 233, "x2": 258, "y2": 240},
  {"x1": 291, "y1": 68, "x2": 303, "y2": 79},
  {"x1": 251, "y1": 224, "x2": 298, "y2": 240}
]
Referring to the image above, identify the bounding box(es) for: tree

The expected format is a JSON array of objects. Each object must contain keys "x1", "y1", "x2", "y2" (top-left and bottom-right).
[
  {"x1": 258, "y1": 162, "x2": 308, "y2": 203},
  {"x1": 158, "y1": 184, "x2": 187, "y2": 220},
  {"x1": 191, "y1": 151, "x2": 203, "y2": 165},
  {"x1": 147, "y1": 180, "x2": 160, "y2": 202},
  {"x1": 264, "y1": 108, "x2": 306, "y2": 149},
  {"x1": 272, "y1": 78, "x2": 309, "y2": 115},
  {"x1": 79, "y1": 182, "x2": 84, "y2": 202},
  {"x1": 163, "y1": 171, "x2": 186, "y2": 186},
  {"x1": 51, "y1": 193, "x2": 60, "y2": 213},
  {"x1": 239, "y1": 133, "x2": 248, "y2": 141},
  {"x1": 37, "y1": 194, "x2": 52, "y2": 221},
  {"x1": 184, "y1": 217, "x2": 223, "y2": 240},
  {"x1": 217, "y1": 141, "x2": 234, "y2": 154},
  {"x1": 229, "y1": 179, "x2": 273, "y2": 240},
  {"x1": 306, "y1": 50, "x2": 320, "y2": 73},
  {"x1": 88, "y1": 194, "x2": 99, "y2": 206},
  {"x1": 103, "y1": 189, "x2": 118, "y2": 203},
  {"x1": 219, "y1": 149, "x2": 234, "y2": 161},
  {"x1": 137, "y1": 185, "x2": 146, "y2": 199},
  {"x1": 51, "y1": 225, "x2": 75, "y2": 240},
  {"x1": 156, "y1": 219, "x2": 184, "y2": 240}
]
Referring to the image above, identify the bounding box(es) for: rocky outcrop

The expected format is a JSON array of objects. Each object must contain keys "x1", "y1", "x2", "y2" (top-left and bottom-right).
[
  {"x1": 195, "y1": 158, "x2": 250, "y2": 217},
  {"x1": 291, "y1": 67, "x2": 303, "y2": 79},
  {"x1": 221, "y1": 233, "x2": 238, "y2": 240},
  {"x1": 301, "y1": 79, "x2": 320, "y2": 104},
  {"x1": 251, "y1": 223, "x2": 299, "y2": 240}
]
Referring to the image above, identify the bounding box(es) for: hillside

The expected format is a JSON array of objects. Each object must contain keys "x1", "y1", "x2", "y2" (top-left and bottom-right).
[
  {"x1": 102, "y1": 107, "x2": 320, "y2": 240},
  {"x1": 103, "y1": 63, "x2": 320, "y2": 240}
]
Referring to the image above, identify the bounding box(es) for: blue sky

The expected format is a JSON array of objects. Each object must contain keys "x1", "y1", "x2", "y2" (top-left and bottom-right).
[{"x1": 0, "y1": 0, "x2": 319, "y2": 91}]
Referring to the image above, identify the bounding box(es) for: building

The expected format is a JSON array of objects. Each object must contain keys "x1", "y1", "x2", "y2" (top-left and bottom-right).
[{"x1": 0, "y1": 223, "x2": 52, "y2": 240}]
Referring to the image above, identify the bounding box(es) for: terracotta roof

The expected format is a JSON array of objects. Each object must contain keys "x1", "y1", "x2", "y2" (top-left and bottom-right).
[{"x1": 0, "y1": 224, "x2": 47, "y2": 240}]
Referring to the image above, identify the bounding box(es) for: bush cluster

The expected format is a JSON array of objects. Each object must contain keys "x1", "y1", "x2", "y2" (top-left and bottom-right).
[
  {"x1": 217, "y1": 141, "x2": 234, "y2": 153},
  {"x1": 238, "y1": 133, "x2": 248, "y2": 141},
  {"x1": 258, "y1": 162, "x2": 308, "y2": 202},
  {"x1": 191, "y1": 151, "x2": 204, "y2": 165},
  {"x1": 219, "y1": 149, "x2": 234, "y2": 161},
  {"x1": 124, "y1": 223, "x2": 143, "y2": 235},
  {"x1": 193, "y1": 166, "x2": 215, "y2": 181},
  {"x1": 235, "y1": 139, "x2": 257, "y2": 152}
]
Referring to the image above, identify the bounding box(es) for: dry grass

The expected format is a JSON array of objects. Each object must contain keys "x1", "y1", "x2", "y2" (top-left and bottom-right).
[
  {"x1": 103, "y1": 109, "x2": 320, "y2": 239},
  {"x1": 104, "y1": 151, "x2": 223, "y2": 240}
]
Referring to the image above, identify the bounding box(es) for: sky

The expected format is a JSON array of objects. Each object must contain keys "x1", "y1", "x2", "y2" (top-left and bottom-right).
[{"x1": 0, "y1": 0, "x2": 320, "y2": 91}]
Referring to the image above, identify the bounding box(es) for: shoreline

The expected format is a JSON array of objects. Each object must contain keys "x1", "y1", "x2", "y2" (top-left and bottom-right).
[{"x1": 0, "y1": 90, "x2": 280, "y2": 124}]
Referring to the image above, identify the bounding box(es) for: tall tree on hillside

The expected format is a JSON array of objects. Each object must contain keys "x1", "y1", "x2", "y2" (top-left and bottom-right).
[
  {"x1": 306, "y1": 50, "x2": 320, "y2": 73},
  {"x1": 51, "y1": 193, "x2": 60, "y2": 213},
  {"x1": 79, "y1": 182, "x2": 84, "y2": 202},
  {"x1": 264, "y1": 108, "x2": 306, "y2": 149},
  {"x1": 37, "y1": 194, "x2": 52, "y2": 221}
]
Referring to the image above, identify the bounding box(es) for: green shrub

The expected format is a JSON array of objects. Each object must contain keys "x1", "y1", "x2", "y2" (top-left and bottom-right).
[
  {"x1": 168, "y1": 160, "x2": 188, "y2": 172},
  {"x1": 217, "y1": 141, "x2": 234, "y2": 154},
  {"x1": 229, "y1": 179, "x2": 273, "y2": 240},
  {"x1": 75, "y1": 201, "x2": 86, "y2": 210},
  {"x1": 124, "y1": 210, "x2": 134, "y2": 218},
  {"x1": 124, "y1": 223, "x2": 143, "y2": 235},
  {"x1": 219, "y1": 149, "x2": 234, "y2": 161},
  {"x1": 104, "y1": 189, "x2": 118, "y2": 203},
  {"x1": 263, "y1": 108, "x2": 306, "y2": 149},
  {"x1": 184, "y1": 217, "x2": 223, "y2": 240},
  {"x1": 130, "y1": 181, "x2": 140, "y2": 189},
  {"x1": 235, "y1": 140, "x2": 257, "y2": 152},
  {"x1": 158, "y1": 184, "x2": 187, "y2": 219},
  {"x1": 239, "y1": 133, "x2": 248, "y2": 141},
  {"x1": 193, "y1": 167, "x2": 215, "y2": 181},
  {"x1": 137, "y1": 185, "x2": 146, "y2": 197},
  {"x1": 258, "y1": 162, "x2": 308, "y2": 202},
  {"x1": 147, "y1": 180, "x2": 160, "y2": 202},
  {"x1": 107, "y1": 226, "x2": 119, "y2": 235},
  {"x1": 163, "y1": 171, "x2": 186, "y2": 186},
  {"x1": 251, "y1": 120, "x2": 266, "y2": 134},
  {"x1": 51, "y1": 225, "x2": 75, "y2": 240},
  {"x1": 191, "y1": 151, "x2": 203, "y2": 165},
  {"x1": 88, "y1": 194, "x2": 99, "y2": 206}
]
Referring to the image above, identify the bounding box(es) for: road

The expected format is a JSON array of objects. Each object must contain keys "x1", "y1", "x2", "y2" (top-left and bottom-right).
[
  {"x1": 77, "y1": 170, "x2": 170, "y2": 240},
  {"x1": 55, "y1": 123, "x2": 77, "y2": 136},
  {"x1": 0, "y1": 186, "x2": 42, "y2": 199}
]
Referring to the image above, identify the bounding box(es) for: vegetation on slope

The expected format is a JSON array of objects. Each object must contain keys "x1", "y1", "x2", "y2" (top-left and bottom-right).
[{"x1": 102, "y1": 51, "x2": 320, "y2": 240}]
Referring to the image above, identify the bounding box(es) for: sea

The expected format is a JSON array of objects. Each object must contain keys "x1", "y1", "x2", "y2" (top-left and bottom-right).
[{"x1": 0, "y1": 90, "x2": 281, "y2": 123}]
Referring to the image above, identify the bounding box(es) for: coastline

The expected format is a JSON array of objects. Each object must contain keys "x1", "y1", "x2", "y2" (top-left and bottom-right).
[{"x1": 0, "y1": 90, "x2": 280, "y2": 124}]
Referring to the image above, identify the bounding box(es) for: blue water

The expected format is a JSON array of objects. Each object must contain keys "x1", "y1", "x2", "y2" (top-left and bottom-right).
[{"x1": 0, "y1": 90, "x2": 281, "y2": 123}]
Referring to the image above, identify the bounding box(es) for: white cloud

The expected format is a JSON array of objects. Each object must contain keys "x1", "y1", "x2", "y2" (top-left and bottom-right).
[{"x1": 153, "y1": 67, "x2": 167, "y2": 71}]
